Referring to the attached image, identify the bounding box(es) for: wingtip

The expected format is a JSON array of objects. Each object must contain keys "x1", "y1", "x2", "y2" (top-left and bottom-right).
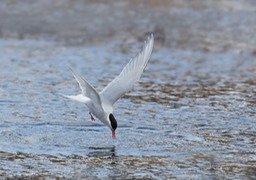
[
  {"x1": 143, "y1": 33, "x2": 154, "y2": 48},
  {"x1": 148, "y1": 33, "x2": 154, "y2": 41},
  {"x1": 146, "y1": 33, "x2": 154, "y2": 46},
  {"x1": 67, "y1": 66, "x2": 80, "y2": 80},
  {"x1": 67, "y1": 66, "x2": 74, "y2": 73},
  {"x1": 150, "y1": 33, "x2": 154, "y2": 39}
]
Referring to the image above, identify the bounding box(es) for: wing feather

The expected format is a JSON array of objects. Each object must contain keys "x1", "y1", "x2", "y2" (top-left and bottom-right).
[
  {"x1": 69, "y1": 68, "x2": 102, "y2": 109},
  {"x1": 100, "y1": 34, "x2": 154, "y2": 106}
]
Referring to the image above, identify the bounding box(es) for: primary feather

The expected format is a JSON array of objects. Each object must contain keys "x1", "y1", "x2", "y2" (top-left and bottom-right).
[{"x1": 100, "y1": 34, "x2": 154, "y2": 106}]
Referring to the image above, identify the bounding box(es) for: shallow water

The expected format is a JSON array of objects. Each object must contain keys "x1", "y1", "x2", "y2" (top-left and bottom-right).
[
  {"x1": 0, "y1": 37, "x2": 255, "y2": 179},
  {"x1": 1, "y1": 0, "x2": 256, "y2": 179}
]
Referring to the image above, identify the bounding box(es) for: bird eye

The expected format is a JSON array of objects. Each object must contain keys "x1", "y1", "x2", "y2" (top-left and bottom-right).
[{"x1": 109, "y1": 113, "x2": 117, "y2": 130}]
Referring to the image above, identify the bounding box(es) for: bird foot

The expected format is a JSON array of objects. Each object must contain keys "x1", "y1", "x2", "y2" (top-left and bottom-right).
[{"x1": 89, "y1": 112, "x2": 95, "y2": 121}]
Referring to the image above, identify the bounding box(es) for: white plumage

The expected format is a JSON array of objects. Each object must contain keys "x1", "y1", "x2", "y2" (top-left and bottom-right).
[{"x1": 65, "y1": 34, "x2": 154, "y2": 138}]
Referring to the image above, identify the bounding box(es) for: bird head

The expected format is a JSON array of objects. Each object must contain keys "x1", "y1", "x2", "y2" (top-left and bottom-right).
[{"x1": 108, "y1": 113, "x2": 117, "y2": 139}]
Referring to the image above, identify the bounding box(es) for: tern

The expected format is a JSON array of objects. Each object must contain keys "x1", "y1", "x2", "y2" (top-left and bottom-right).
[{"x1": 65, "y1": 34, "x2": 154, "y2": 138}]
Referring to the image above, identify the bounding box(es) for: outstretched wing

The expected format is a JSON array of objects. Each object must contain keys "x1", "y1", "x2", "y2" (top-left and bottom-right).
[
  {"x1": 100, "y1": 34, "x2": 154, "y2": 106},
  {"x1": 69, "y1": 68, "x2": 102, "y2": 108}
]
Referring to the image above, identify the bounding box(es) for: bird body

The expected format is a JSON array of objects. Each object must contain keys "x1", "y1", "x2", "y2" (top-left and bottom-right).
[{"x1": 65, "y1": 34, "x2": 154, "y2": 138}]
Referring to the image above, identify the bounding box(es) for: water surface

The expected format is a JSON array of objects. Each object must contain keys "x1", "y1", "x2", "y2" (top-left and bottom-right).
[{"x1": 0, "y1": 0, "x2": 256, "y2": 179}]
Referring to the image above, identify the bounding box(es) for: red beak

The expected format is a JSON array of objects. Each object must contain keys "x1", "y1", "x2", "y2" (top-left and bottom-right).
[{"x1": 112, "y1": 130, "x2": 116, "y2": 139}]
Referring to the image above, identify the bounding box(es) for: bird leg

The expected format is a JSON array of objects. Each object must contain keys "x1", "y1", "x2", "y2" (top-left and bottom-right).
[{"x1": 89, "y1": 112, "x2": 95, "y2": 121}]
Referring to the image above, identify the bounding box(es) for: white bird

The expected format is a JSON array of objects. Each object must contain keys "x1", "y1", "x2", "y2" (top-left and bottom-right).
[{"x1": 65, "y1": 34, "x2": 154, "y2": 138}]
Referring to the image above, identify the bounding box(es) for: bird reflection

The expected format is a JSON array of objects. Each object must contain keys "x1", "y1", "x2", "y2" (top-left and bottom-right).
[{"x1": 88, "y1": 146, "x2": 115, "y2": 159}]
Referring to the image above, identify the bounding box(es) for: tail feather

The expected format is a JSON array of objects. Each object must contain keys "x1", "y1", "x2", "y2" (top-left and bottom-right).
[{"x1": 63, "y1": 94, "x2": 90, "y2": 103}]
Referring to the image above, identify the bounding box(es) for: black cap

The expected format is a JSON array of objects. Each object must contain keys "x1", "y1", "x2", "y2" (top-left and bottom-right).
[{"x1": 109, "y1": 113, "x2": 117, "y2": 130}]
